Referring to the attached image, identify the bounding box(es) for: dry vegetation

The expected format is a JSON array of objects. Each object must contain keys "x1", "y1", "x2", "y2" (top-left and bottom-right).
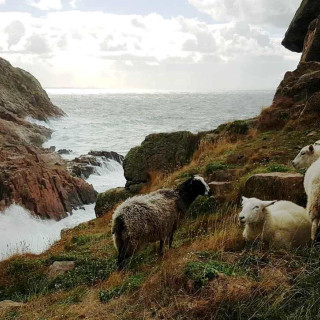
[{"x1": 2, "y1": 106, "x2": 320, "y2": 319}]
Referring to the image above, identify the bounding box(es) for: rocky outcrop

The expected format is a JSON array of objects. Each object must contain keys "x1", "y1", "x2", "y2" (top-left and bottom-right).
[
  {"x1": 243, "y1": 173, "x2": 306, "y2": 206},
  {"x1": 282, "y1": 0, "x2": 320, "y2": 52},
  {"x1": 67, "y1": 151, "x2": 124, "y2": 179},
  {"x1": 48, "y1": 261, "x2": 75, "y2": 278},
  {"x1": 0, "y1": 58, "x2": 64, "y2": 120},
  {"x1": 124, "y1": 131, "x2": 200, "y2": 186},
  {"x1": 300, "y1": 17, "x2": 320, "y2": 63},
  {"x1": 0, "y1": 57, "x2": 96, "y2": 219}
]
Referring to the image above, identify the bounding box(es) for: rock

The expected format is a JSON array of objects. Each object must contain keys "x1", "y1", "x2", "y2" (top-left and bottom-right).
[
  {"x1": 48, "y1": 261, "x2": 75, "y2": 278},
  {"x1": 207, "y1": 169, "x2": 244, "y2": 182},
  {"x1": 243, "y1": 172, "x2": 306, "y2": 206},
  {"x1": 57, "y1": 148, "x2": 72, "y2": 155},
  {"x1": 275, "y1": 62, "x2": 320, "y2": 104},
  {"x1": 95, "y1": 187, "x2": 132, "y2": 217},
  {"x1": 0, "y1": 145, "x2": 97, "y2": 219},
  {"x1": 88, "y1": 151, "x2": 124, "y2": 165},
  {"x1": 208, "y1": 182, "x2": 233, "y2": 201},
  {"x1": 0, "y1": 57, "x2": 64, "y2": 120},
  {"x1": 124, "y1": 131, "x2": 200, "y2": 186},
  {"x1": 0, "y1": 300, "x2": 24, "y2": 310},
  {"x1": 301, "y1": 17, "x2": 320, "y2": 63},
  {"x1": 282, "y1": 0, "x2": 320, "y2": 53},
  {"x1": 67, "y1": 151, "x2": 124, "y2": 179},
  {"x1": 0, "y1": 57, "x2": 97, "y2": 219}
]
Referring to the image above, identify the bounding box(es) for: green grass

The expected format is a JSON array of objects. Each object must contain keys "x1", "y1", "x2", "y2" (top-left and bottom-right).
[{"x1": 99, "y1": 273, "x2": 145, "y2": 303}]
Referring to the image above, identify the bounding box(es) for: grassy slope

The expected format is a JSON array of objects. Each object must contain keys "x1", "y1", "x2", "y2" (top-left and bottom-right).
[{"x1": 2, "y1": 108, "x2": 320, "y2": 319}]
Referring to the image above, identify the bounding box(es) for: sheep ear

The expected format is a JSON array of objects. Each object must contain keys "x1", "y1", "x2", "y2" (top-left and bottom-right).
[
  {"x1": 262, "y1": 200, "x2": 277, "y2": 208},
  {"x1": 241, "y1": 196, "x2": 248, "y2": 204},
  {"x1": 309, "y1": 145, "x2": 315, "y2": 153}
]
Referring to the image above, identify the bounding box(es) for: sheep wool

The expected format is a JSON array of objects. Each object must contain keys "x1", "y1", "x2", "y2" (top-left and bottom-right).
[{"x1": 239, "y1": 197, "x2": 311, "y2": 249}]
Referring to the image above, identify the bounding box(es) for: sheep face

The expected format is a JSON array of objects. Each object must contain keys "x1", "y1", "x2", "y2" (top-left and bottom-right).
[
  {"x1": 292, "y1": 145, "x2": 317, "y2": 169},
  {"x1": 239, "y1": 197, "x2": 276, "y2": 224},
  {"x1": 178, "y1": 176, "x2": 210, "y2": 199}
]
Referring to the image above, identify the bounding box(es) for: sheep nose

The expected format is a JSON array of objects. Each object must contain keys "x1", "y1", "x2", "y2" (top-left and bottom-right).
[
  {"x1": 292, "y1": 161, "x2": 296, "y2": 167},
  {"x1": 239, "y1": 216, "x2": 245, "y2": 223}
]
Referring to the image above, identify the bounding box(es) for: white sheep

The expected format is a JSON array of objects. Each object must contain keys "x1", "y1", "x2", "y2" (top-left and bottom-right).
[
  {"x1": 292, "y1": 143, "x2": 320, "y2": 241},
  {"x1": 112, "y1": 176, "x2": 210, "y2": 269},
  {"x1": 239, "y1": 197, "x2": 311, "y2": 249}
]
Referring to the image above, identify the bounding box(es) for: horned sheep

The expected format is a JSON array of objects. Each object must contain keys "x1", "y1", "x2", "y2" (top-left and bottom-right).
[
  {"x1": 112, "y1": 176, "x2": 210, "y2": 269},
  {"x1": 239, "y1": 197, "x2": 311, "y2": 249},
  {"x1": 292, "y1": 143, "x2": 320, "y2": 241}
]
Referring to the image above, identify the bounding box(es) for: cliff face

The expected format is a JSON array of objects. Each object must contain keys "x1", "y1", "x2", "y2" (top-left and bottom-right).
[{"x1": 0, "y1": 57, "x2": 96, "y2": 219}]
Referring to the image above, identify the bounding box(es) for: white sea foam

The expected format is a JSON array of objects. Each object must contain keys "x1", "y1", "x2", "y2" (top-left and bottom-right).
[{"x1": 0, "y1": 204, "x2": 96, "y2": 261}]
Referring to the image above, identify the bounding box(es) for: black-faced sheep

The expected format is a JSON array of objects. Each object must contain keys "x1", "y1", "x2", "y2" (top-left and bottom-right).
[
  {"x1": 112, "y1": 176, "x2": 210, "y2": 269},
  {"x1": 292, "y1": 143, "x2": 320, "y2": 241},
  {"x1": 239, "y1": 197, "x2": 311, "y2": 249}
]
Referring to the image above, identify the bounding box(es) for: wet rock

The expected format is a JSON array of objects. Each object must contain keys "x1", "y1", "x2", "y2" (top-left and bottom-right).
[
  {"x1": 124, "y1": 131, "x2": 200, "y2": 186},
  {"x1": 243, "y1": 172, "x2": 306, "y2": 206},
  {"x1": 48, "y1": 261, "x2": 75, "y2": 278},
  {"x1": 95, "y1": 187, "x2": 132, "y2": 217},
  {"x1": 89, "y1": 151, "x2": 124, "y2": 165},
  {"x1": 57, "y1": 148, "x2": 72, "y2": 155},
  {"x1": 282, "y1": 0, "x2": 320, "y2": 53},
  {"x1": 0, "y1": 300, "x2": 24, "y2": 310}
]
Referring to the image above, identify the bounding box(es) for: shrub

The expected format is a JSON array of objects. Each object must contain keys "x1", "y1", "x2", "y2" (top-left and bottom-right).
[
  {"x1": 266, "y1": 164, "x2": 290, "y2": 173},
  {"x1": 226, "y1": 120, "x2": 249, "y2": 135},
  {"x1": 184, "y1": 261, "x2": 236, "y2": 290}
]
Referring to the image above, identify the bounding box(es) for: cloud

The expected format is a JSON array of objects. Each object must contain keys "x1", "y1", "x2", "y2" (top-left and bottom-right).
[
  {"x1": 0, "y1": 0, "x2": 5, "y2": 5},
  {"x1": 188, "y1": 0, "x2": 301, "y2": 28},
  {"x1": 0, "y1": 11, "x2": 299, "y2": 90},
  {"x1": 27, "y1": 0, "x2": 62, "y2": 11}
]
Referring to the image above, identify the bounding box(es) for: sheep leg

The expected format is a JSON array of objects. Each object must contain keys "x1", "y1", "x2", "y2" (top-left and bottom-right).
[
  {"x1": 159, "y1": 240, "x2": 164, "y2": 256},
  {"x1": 117, "y1": 244, "x2": 130, "y2": 270}
]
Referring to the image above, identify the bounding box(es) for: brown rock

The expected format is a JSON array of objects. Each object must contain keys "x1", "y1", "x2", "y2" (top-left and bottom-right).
[
  {"x1": 282, "y1": 0, "x2": 320, "y2": 53},
  {"x1": 48, "y1": 261, "x2": 75, "y2": 278},
  {"x1": 208, "y1": 181, "x2": 233, "y2": 201},
  {"x1": 301, "y1": 17, "x2": 320, "y2": 63},
  {"x1": 243, "y1": 172, "x2": 306, "y2": 206}
]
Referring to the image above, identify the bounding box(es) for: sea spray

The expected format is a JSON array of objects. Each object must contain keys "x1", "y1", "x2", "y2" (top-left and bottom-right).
[{"x1": 0, "y1": 204, "x2": 96, "y2": 261}]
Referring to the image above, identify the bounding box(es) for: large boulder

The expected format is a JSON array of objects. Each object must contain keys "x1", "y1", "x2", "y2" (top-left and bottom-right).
[
  {"x1": 243, "y1": 172, "x2": 306, "y2": 206},
  {"x1": 0, "y1": 145, "x2": 97, "y2": 220},
  {"x1": 124, "y1": 131, "x2": 200, "y2": 185},
  {"x1": 282, "y1": 0, "x2": 320, "y2": 53}
]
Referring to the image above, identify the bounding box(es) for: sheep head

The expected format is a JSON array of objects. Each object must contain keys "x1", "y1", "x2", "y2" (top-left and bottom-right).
[
  {"x1": 292, "y1": 144, "x2": 320, "y2": 169},
  {"x1": 178, "y1": 175, "x2": 210, "y2": 203},
  {"x1": 239, "y1": 197, "x2": 277, "y2": 224}
]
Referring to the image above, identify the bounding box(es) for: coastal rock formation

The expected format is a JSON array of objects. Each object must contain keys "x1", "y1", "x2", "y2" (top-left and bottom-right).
[
  {"x1": 282, "y1": 0, "x2": 320, "y2": 52},
  {"x1": 67, "y1": 151, "x2": 124, "y2": 179},
  {"x1": 243, "y1": 173, "x2": 306, "y2": 206},
  {"x1": 300, "y1": 17, "x2": 320, "y2": 63},
  {"x1": 124, "y1": 131, "x2": 200, "y2": 186},
  {"x1": 0, "y1": 57, "x2": 96, "y2": 219}
]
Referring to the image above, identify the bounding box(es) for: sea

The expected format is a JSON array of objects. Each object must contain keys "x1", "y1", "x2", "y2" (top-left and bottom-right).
[{"x1": 0, "y1": 89, "x2": 274, "y2": 260}]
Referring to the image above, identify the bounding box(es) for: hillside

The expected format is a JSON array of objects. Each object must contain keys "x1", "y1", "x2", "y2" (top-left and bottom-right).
[{"x1": 2, "y1": 1, "x2": 320, "y2": 319}]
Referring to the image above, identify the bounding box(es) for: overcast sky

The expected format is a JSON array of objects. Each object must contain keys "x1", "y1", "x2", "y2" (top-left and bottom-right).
[{"x1": 0, "y1": 0, "x2": 301, "y2": 91}]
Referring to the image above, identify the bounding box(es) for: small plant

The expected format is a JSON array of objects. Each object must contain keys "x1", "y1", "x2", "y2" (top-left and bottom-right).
[
  {"x1": 184, "y1": 261, "x2": 236, "y2": 290},
  {"x1": 99, "y1": 273, "x2": 145, "y2": 303},
  {"x1": 226, "y1": 120, "x2": 249, "y2": 135}
]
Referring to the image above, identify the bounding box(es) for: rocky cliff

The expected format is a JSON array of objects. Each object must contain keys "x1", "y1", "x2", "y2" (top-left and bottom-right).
[{"x1": 0, "y1": 57, "x2": 96, "y2": 219}]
